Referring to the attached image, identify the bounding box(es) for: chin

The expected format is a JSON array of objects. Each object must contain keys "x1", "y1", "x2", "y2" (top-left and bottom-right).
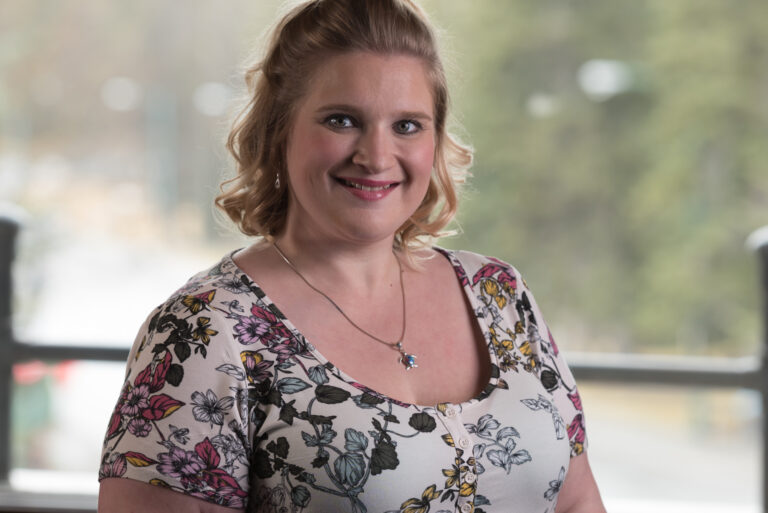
[{"x1": 332, "y1": 218, "x2": 406, "y2": 245}]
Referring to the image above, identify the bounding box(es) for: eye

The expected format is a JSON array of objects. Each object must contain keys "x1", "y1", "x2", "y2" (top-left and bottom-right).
[
  {"x1": 324, "y1": 114, "x2": 356, "y2": 129},
  {"x1": 393, "y1": 119, "x2": 422, "y2": 135}
]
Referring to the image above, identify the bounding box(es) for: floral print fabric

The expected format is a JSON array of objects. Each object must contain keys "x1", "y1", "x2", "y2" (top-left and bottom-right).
[{"x1": 99, "y1": 248, "x2": 587, "y2": 513}]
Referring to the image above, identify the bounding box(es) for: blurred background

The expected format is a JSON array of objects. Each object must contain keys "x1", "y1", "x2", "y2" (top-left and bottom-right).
[{"x1": 0, "y1": 0, "x2": 766, "y2": 511}]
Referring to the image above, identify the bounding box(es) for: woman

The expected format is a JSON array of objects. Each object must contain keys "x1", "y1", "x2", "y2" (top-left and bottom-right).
[{"x1": 98, "y1": 1, "x2": 605, "y2": 512}]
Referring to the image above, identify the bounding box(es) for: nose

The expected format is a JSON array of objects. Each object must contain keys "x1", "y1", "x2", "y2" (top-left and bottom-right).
[{"x1": 351, "y1": 125, "x2": 395, "y2": 173}]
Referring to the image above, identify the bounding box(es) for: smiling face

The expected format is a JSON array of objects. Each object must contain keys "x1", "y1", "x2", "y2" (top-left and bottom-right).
[{"x1": 281, "y1": 51, "x2": 436, "y2": 247}]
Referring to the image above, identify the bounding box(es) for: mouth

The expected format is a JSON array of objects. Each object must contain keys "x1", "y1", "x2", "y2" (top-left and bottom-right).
[{"x1": 335, "y1": 177, "x2": 400, "y2": 191}]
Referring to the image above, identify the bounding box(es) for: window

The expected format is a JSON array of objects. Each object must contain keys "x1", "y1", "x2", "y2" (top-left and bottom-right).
[{"x1": 1, "y1": 1, "x2": 765, "y2": 510}]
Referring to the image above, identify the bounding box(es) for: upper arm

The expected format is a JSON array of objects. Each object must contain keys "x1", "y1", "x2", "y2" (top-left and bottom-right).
[
  {"x1": 99, "y1": 290, "x2": 253, "y2": 509},
  {"x1": 98, "y1": 477, "x2": 245, "y2": 513},
  {"x1": 555, "y1": 453, "x2": 606, "y2": 513}
]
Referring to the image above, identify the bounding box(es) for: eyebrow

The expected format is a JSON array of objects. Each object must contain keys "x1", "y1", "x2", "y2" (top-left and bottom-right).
[{"x1": 315, "y1": 103, "x2": 433, "y2": 121}]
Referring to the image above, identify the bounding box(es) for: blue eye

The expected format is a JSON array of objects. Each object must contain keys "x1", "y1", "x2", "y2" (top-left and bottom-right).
[
  {"x1": 325, "y1": 114, "x2": 355, "y2": 129},
  {"x1": 394, "y1": 120, "x2": 421, "y2": 135}
]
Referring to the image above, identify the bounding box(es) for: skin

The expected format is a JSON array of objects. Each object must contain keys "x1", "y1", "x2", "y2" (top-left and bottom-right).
[
  {"x1": 278, "y1": 51, "x2": 437, "y2": 287},
  {"x1": 98, "y1": 51, "x2": 606, "y2": 513}
]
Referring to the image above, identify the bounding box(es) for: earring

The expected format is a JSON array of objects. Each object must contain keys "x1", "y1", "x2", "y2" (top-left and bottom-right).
[{"x1": 275, "y1": 172, "x2": 281, "y2": 189}]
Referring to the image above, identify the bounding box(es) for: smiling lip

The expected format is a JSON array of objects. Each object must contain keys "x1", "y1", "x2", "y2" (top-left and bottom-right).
[{"x1": 335, "y1": 177, "x2": 400, "y2": 201}]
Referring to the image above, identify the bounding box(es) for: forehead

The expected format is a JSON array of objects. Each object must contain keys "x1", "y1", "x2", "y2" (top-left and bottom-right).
[{"x1": 297, "y1": 51, "x2": 434, "y2": 115}]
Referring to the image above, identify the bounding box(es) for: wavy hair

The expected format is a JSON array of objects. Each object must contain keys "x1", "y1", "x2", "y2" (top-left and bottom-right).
[{"x1": 216, "y1": 0, "x2": 473, "y2": 255}]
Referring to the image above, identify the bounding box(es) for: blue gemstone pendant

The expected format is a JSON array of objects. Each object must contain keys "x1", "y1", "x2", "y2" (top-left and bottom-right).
[{"x1": 396, "y1": 342, "x2": 418, "y2": 370}]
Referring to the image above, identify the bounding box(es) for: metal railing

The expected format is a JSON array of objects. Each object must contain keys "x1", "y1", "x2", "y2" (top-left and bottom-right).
[{"x1": 1, "y1": 214, "x2": 767, "y2": 511}]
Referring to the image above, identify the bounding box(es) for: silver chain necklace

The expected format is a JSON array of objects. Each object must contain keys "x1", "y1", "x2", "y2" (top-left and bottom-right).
[{"x1": 272, "y1": 242, "x2": 417, "y2": 370}]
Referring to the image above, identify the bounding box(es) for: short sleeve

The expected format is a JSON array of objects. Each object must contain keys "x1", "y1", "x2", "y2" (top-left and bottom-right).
[
  {"x1": 513, "y1": 268, "x2": 588, "y2": 458},
  {"x1": 99, "y1": 292, "x2": 251, "y2": 508}
]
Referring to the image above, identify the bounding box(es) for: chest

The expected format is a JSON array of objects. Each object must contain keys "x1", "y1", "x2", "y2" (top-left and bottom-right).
[
  {"x1": 271, "y1": 261, "x2": 491, "y2": 406},
  {"x1": 248, "y1": 360, "x2": 571, "y2": 513}
]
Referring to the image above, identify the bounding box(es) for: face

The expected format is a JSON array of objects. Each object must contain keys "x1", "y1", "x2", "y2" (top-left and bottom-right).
[{"x1": 282, "y1": 51, "x2": 436, "y2": 247}]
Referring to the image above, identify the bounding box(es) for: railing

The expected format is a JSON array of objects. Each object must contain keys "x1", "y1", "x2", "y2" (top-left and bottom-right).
[{"x1": 1, "y1": 214, "x2": 767, "y2": 511}]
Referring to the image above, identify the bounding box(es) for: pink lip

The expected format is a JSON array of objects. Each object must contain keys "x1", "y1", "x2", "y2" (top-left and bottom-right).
[
  {"x1": 334, "y1": 176, "x2": 400, "y2": 201},
  {"x1": 336, "y1": 177, "x2": 400, "y2": 187}
]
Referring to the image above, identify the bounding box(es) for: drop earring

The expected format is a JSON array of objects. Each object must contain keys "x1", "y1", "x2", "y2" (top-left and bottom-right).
[{"x1": 275, "y1": 172, "x2": 281, "y2": 189}]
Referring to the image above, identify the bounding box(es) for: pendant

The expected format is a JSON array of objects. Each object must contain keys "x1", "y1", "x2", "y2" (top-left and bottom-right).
[{"x1": 396, "y1": 342, "x2": 418, "y2": 370}]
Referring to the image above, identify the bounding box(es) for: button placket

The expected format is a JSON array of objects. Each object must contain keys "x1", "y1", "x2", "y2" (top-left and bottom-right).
[{"x1": 435, "y1": 405, "x2": 477, "y2": 513}]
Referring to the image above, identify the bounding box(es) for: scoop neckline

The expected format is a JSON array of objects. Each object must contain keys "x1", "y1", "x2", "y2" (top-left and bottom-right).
[{"x1": 224, "y1": 246, "x2": 501, "y2": 409}]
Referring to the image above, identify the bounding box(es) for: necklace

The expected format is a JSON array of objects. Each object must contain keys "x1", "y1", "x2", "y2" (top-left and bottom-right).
[{"x1": 272, "y1": 242, "x2": 418, "y2": 370}]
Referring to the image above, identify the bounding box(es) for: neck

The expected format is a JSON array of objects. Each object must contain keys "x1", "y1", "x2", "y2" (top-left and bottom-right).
[{"x1": 272, "y1": 233, "x2": 401, "y2": 299}]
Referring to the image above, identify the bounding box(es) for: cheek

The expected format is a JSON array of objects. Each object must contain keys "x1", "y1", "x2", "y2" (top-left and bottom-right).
[
  {"x1": 287, "y1": 125, "x2": 352, "y2": 179},
  {"x1": 304, "y1": 128, "x2": 353, "y2": 167},
  {"x1": 409, "y1": 140, "x2": 436, "y2": 181}
]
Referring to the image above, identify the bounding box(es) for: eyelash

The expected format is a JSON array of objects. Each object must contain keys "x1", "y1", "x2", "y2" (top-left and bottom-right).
[{"x1": 323, "y1": 114, "x2": 423, "y2": 135}]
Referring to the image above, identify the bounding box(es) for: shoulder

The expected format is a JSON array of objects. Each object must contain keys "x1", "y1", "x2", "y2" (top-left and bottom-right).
[
  {"x1": 148, "y1": 251, "x2": 256, "y2": 318},
  {"x1": 432, "y1": 246, "x2": 523, "y2": 287},
  {"x1": 126, "y1": 251, "x2": 257, "y2": 362}
]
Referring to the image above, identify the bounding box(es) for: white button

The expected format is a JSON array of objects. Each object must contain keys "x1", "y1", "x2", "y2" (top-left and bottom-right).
[
  {"x1": 465, "y1": 471, "x2": 476, "y2": 484},
  {"x1": 445, "y1": 407, "x2": 457, "y2": 418},
  {"x1": 458, "y1": 437, "x2": 471, "y2": 449},
  {"x1": 460, "y1": 503, "x2": 472, "y2": 513}
]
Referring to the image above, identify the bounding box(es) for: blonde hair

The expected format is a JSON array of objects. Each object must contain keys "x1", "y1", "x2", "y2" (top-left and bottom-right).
[{"x1": 216, "y1": 0, "x2": 473, "y2": 254}]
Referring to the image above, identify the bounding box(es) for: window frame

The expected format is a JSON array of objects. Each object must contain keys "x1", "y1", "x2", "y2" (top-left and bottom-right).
[{"x1": 1, "y1": 217, "x2": 767, "y2": 512}]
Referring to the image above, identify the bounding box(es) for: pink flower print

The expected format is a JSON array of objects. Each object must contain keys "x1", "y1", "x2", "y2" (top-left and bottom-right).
[
  {"x1": 98, "y1": 453, "x2": 126, "y2": 479},
  {"x1": 251, "y1": 303, "x2": 278, "y2": 324},
  {"x1": 472, "y1": 262, "x2": 509, "y2": 286},
  {"x1": 127, "y1": 417, "x2": 152, "y2": 437},
  {"x1": 567, "y1": 413, "x2": 586, "y2": 456},
  {"x1": 233, "y1": 315, "x2": 270, "y2": 345},
  {"x1": 250, "y1": 304, "x2": 292, "y2": 343},
  {"x1": 548, "y1": 329, "x2": 560, "y2": 356},
  {"x1": 568, "y1": 390, "x2": 583, "y2": 412},
  {"x1": 157, "y1": 446, "x2": 205, "y2": 482},
  {"x1": 498, "y1": 271, "x2": 517, "y2": 293},
  {"x1": 120, "y1": 384, "x2": 150, "y2": 416},
  {"x1": 240, "y1": 351, "x2": 274, "y2": 384},
  {"x1": 269, "y1": 340, "x2": 303, "y2": 363}
]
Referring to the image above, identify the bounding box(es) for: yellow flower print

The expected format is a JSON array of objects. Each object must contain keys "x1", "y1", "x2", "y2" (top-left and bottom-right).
[
  {"x1": 442, "y1": 458, "x2": 469, "y2": 488},
  {"x1": 494, "y1": 294, "x2": 507, "y2": 309},
  {"x1": 191, "y1": 317, "x2": 218, "y2": 345},
  {"x1": 182, "y1": 290, "x2": 215, "y2": 314},
  {"x1": 441, "y1": 434, "x2": 455, "y2": 447},
  {"x1": 459, "y1": 481, "x2": 476, "y2": 497},
  {"x1": 399, "y1": 484, "x2": 441, "y2": 513},
  {"x1": 240, "y1": 351, "x2": 263, "y2": 365},
  {"x1": 500, "y1": 339, "x2": 515, "y2": 352},
  {"x1": 519, "y1": 341, "x2": 533, "y2": 356},
  {"x1": 515, "y1": 321, "x2": 525, "y2": 334},
  {"x1": 442, "y1": 466, "x2": 459, "y2": 488},
  {"x1": 482, "y1": 279, "x2": 499, "y2": 297}
]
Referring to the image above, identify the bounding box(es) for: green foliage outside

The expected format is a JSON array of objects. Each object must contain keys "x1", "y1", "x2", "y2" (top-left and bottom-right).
[
  {"x1": 1, "y1": 0, "x2": 765, "y2": 357},
  {"x1": 425, "y1": 0, "x2": 767, "y2": 355}
]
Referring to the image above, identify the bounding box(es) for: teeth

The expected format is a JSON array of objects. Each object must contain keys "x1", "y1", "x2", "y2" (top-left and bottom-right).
[{"x1": 341, "y1": 179, "x2": 394, "y2": 191}]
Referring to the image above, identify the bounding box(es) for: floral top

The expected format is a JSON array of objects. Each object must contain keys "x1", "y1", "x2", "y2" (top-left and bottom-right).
[{"x1": 99, "y1": 248, "x2": 587, "y2": 513}]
